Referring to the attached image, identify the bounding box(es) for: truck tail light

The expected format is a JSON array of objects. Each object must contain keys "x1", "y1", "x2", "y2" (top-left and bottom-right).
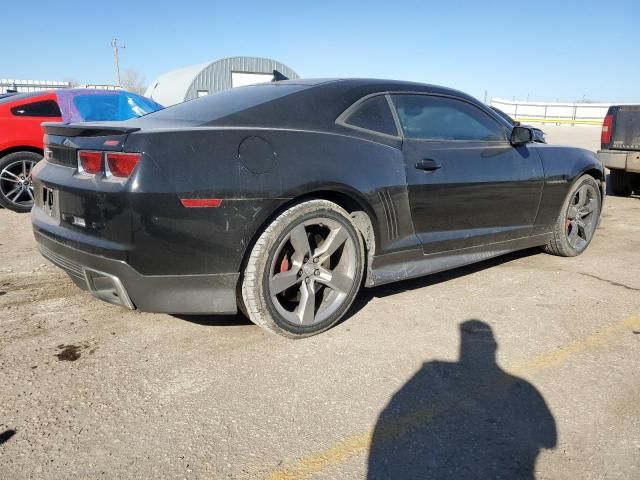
[
  {"x1": 106, "y1": 152, "x2": 141, "y2": 178},
  {"x1": 78, "y1": 151, "x2": 102, "y2": 174},
  {"x1": 601, "y1": 114, "x2": 613, "y2": 145}
]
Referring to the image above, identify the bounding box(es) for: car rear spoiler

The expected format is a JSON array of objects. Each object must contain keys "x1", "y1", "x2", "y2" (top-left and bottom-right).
[{"x1": 43, "y1": 122, "x2": 140, "y2": 137}]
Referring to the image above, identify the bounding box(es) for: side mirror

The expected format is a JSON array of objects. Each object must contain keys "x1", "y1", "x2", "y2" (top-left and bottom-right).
[{"x1": 511, "y1": 126, "x2": 533, "y2": 145}]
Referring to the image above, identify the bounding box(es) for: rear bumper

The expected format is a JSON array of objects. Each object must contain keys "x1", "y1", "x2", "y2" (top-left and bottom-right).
[
  {"x1": 34, "y1": 230, "x2": 239, "y2": 315},
  {"x1": 598, "y1": 149, "x2": 640, "y2": 173}
]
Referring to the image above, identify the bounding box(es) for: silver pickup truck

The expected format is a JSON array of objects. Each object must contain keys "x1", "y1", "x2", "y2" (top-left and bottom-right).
[{"x1": 598, "y1": 105, "x2": 640, "y2": 196}]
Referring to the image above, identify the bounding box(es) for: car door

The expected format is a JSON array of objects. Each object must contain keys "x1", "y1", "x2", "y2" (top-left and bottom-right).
[{"x1": 389, "y1": 93, "x2": 544, "y2": 255}]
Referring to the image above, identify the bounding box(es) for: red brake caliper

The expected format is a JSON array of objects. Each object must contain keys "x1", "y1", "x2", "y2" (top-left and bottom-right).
[{"x1": 279, "y1": 253, "x2": 290, "y2": 273}]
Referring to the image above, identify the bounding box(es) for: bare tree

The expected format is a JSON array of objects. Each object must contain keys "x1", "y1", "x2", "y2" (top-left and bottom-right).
[{"x1": 120, "y1": 69, "x2": 146, "y2": 95}]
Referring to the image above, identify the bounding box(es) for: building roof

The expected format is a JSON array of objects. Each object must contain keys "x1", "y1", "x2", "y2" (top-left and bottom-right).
[
  {"x1": 144, "y1": 62, "x2": 209, "y2": 106},
  {"x1": 145, "y1": 56, "x2": 299, "y2": 106}
]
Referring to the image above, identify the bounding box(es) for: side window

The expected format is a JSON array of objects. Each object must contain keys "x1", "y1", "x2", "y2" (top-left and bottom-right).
[
  {"x1": 342, "y1": 95, "x2": 398, "y2": 136},
  {"x1": 11, "y1": 100, "x2": 61, "y2": 117},
  {"x1": 391, "y1": 95, "x2": 507, "y2": 141}
]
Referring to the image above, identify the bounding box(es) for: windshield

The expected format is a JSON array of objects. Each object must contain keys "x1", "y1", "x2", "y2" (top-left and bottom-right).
[{"x1": 490, "y1": 106, "x2": 515, "y2": 125}]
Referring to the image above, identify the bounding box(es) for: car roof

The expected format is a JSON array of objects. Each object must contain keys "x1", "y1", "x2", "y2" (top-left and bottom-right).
[
  {"x1": 277, "y1": 77, "x2": 473, "y2": 97},
  {"x1": 0, "y1": 90, "x2": 56, "y2": 105},
  {"x1": 0, "y1": 88, "x2": 144, "y2": 105},
  {"x1": 63, "y1": 88, "x2": 140, "y2": 95},
  {"x1": 206, "y1": 78, "x2": 482, "y2": 130},
  {"x1": 112, "y1": 77, "x2": 491, "y2": 133}
]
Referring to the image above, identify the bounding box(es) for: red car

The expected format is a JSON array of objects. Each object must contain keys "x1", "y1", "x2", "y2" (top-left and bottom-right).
[{"x1": 0, "y1": 89, "x2": 162, "y2": 212}]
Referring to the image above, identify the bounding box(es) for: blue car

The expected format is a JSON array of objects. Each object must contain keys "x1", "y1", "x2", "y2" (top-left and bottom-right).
[{"x1": 55, "y1": 89, "x2": 164, "y2": 123}]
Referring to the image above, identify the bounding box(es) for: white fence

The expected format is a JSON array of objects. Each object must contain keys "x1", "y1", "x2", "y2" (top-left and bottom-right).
[
  {"x1": 1, "y1": 79, "x2": 72, "y2": 93},
  {"x1": 490, "y1": 97, "x2": 613, "y2": 125},
  {"x1": 1, "y1": 79, "x2": 123, "y2": 93},
  {"x1": 81, "y1": 84, "x2": 122, "y2": 90}
]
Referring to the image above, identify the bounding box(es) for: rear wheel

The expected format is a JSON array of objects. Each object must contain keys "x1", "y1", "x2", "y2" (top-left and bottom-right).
[
  {"x1": 241, "y1": 200, "x2": 364, "y2": 338},
  {"x1": 544, "y1": 175, "x2": 601, "y2": 257},
  {"x1": 634, "y1": 173, "x2": 640, "y2": 194},
  {"x1": 0, "y1": 151, "x2": 41, "y2": 212},
  {"x1": 609, "y1": 169, "x2": 633, "y2": 197}
]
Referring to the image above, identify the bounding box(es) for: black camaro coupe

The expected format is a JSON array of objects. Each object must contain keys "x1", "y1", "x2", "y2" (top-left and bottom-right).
[{"x1": 32, "y1": 79, "x2": 604, "y2": 338}]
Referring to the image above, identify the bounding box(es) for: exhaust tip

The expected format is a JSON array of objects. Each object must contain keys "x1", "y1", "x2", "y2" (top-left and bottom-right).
[{"x1": 83, "y1": 268, "x2": 135, "y2": 310}]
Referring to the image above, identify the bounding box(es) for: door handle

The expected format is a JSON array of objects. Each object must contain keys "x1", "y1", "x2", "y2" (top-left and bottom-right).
[{"x1": 415, "y1": 158, "x2": 442, "y2": 171}]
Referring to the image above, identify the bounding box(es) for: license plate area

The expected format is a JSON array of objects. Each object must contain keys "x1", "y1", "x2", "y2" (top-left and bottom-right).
[{"x1": 41, "y1": 186, "x2": 60, "y2": 221}]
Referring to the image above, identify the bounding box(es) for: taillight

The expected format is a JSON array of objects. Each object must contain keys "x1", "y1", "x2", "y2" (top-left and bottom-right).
[
  {"x1": 106, "y1": 152, "x2": 141, "y2": 178},
  {"x1": 78, "y1": 151, "x2": 102, "y2": 174},
  {"x1": 601, "y1": 114, "x2": 613, "y2": 145},
  {"x1": 76, "y1": 150, "x2": 141, "y2": 177}
]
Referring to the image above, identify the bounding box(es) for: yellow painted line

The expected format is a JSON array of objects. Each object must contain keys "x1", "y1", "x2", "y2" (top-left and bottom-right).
[
  {"x1": 511, "y1": 314, "x2": 640, "y2": 376},
  {"x1": 265, "y1": 314, "x2": 640, "y2": 480},
  {"x1": 515, "y1": 117, "x2": 603, "y2": 126}
]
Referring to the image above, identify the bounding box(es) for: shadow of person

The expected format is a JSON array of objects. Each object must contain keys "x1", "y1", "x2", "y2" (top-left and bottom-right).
[{"x1": 367, "y1": 320, "x2": 556, "y2": 480}]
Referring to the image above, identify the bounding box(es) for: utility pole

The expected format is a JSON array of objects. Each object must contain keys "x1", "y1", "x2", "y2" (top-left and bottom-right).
[{"x1": 111, "y1": 38, "x2": 125, "y2": 87}]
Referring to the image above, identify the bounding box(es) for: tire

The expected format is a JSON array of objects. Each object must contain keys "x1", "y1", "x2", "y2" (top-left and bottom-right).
[
  {"x1": 0, "y1": 151, "x2": 41, "y2": 213},
  {"x1": 609, "y1": 169, "x2": 633, "y2": 197},
  {"x1": 544, "y1": 174, "x2": 601, "y2": 257},
  {"x1": 240, "y1": 200, "x2": 364, "y2": 338},
  {"x1": 634, "y1": 173, "x2": 640, "y2": 195}
]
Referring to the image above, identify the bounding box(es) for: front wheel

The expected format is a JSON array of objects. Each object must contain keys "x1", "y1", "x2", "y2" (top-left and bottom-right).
[
  {"x1": 241, "y1": 200, "x2": 364, "y2": 338},
  {"x1": 544, "y1": 174, "x2": 601, "y2": 257}
]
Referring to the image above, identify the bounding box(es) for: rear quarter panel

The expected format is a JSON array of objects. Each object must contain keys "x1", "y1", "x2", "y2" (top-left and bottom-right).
[
  {"x1": 0, "y1": 94, "x2": 61, "y2": 154},
  {"x1": 0, "y1": 117, "x2": 52, "y2": 152},
  {"x1": 124, "y1": 128, "x2": 414, "y2": 273}
]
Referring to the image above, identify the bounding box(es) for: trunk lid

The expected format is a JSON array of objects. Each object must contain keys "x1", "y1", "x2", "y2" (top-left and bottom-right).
[
  {"x1": 34, "y1": 123, "x2": 147, "y2": 258},
  {"x1": 42, "y1": 122, "x2": 139, "y2": 168},
  {"x1": 610, "y1": 106, "x2": 640, "y2": 151}
]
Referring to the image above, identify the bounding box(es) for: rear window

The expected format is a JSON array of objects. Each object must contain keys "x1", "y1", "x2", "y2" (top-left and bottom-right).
[
  {"x1": 11, "y1": 99, "x2": 61, "y2": 117},
  {"x1": 612, "y1": 106, "x2": 640, "y2": 150},
  {"x1": 147, "y1": 83, "x2": 308, "y2": 123},
  {"x1": 342, "y1": 95, "x2": 398, "y2": 136},
  {"x1": 71, "y1": 92, "x2": 162, "y2": 122}
]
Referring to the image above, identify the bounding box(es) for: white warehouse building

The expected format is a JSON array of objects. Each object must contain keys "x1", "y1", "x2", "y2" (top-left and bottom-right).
[{"x1": 145, "y1": 56, "x2": 299, "y2": 106}]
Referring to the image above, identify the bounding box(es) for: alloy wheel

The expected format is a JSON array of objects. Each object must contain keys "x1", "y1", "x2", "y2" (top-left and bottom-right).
[
  {"x1": 0, "y1": 159, "x2": 37, "y2": 209},
  {"x1": 268, "y1": 217, "x2": 358, "y2": 326},
  {"x1": 565, "y1": 184, "x2": 598, "y2": 251}
]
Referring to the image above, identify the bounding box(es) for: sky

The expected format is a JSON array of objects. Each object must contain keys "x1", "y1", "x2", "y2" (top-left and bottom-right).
[{"x1": 3, "y1": 0, "x2": 639, "y2": 103}]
